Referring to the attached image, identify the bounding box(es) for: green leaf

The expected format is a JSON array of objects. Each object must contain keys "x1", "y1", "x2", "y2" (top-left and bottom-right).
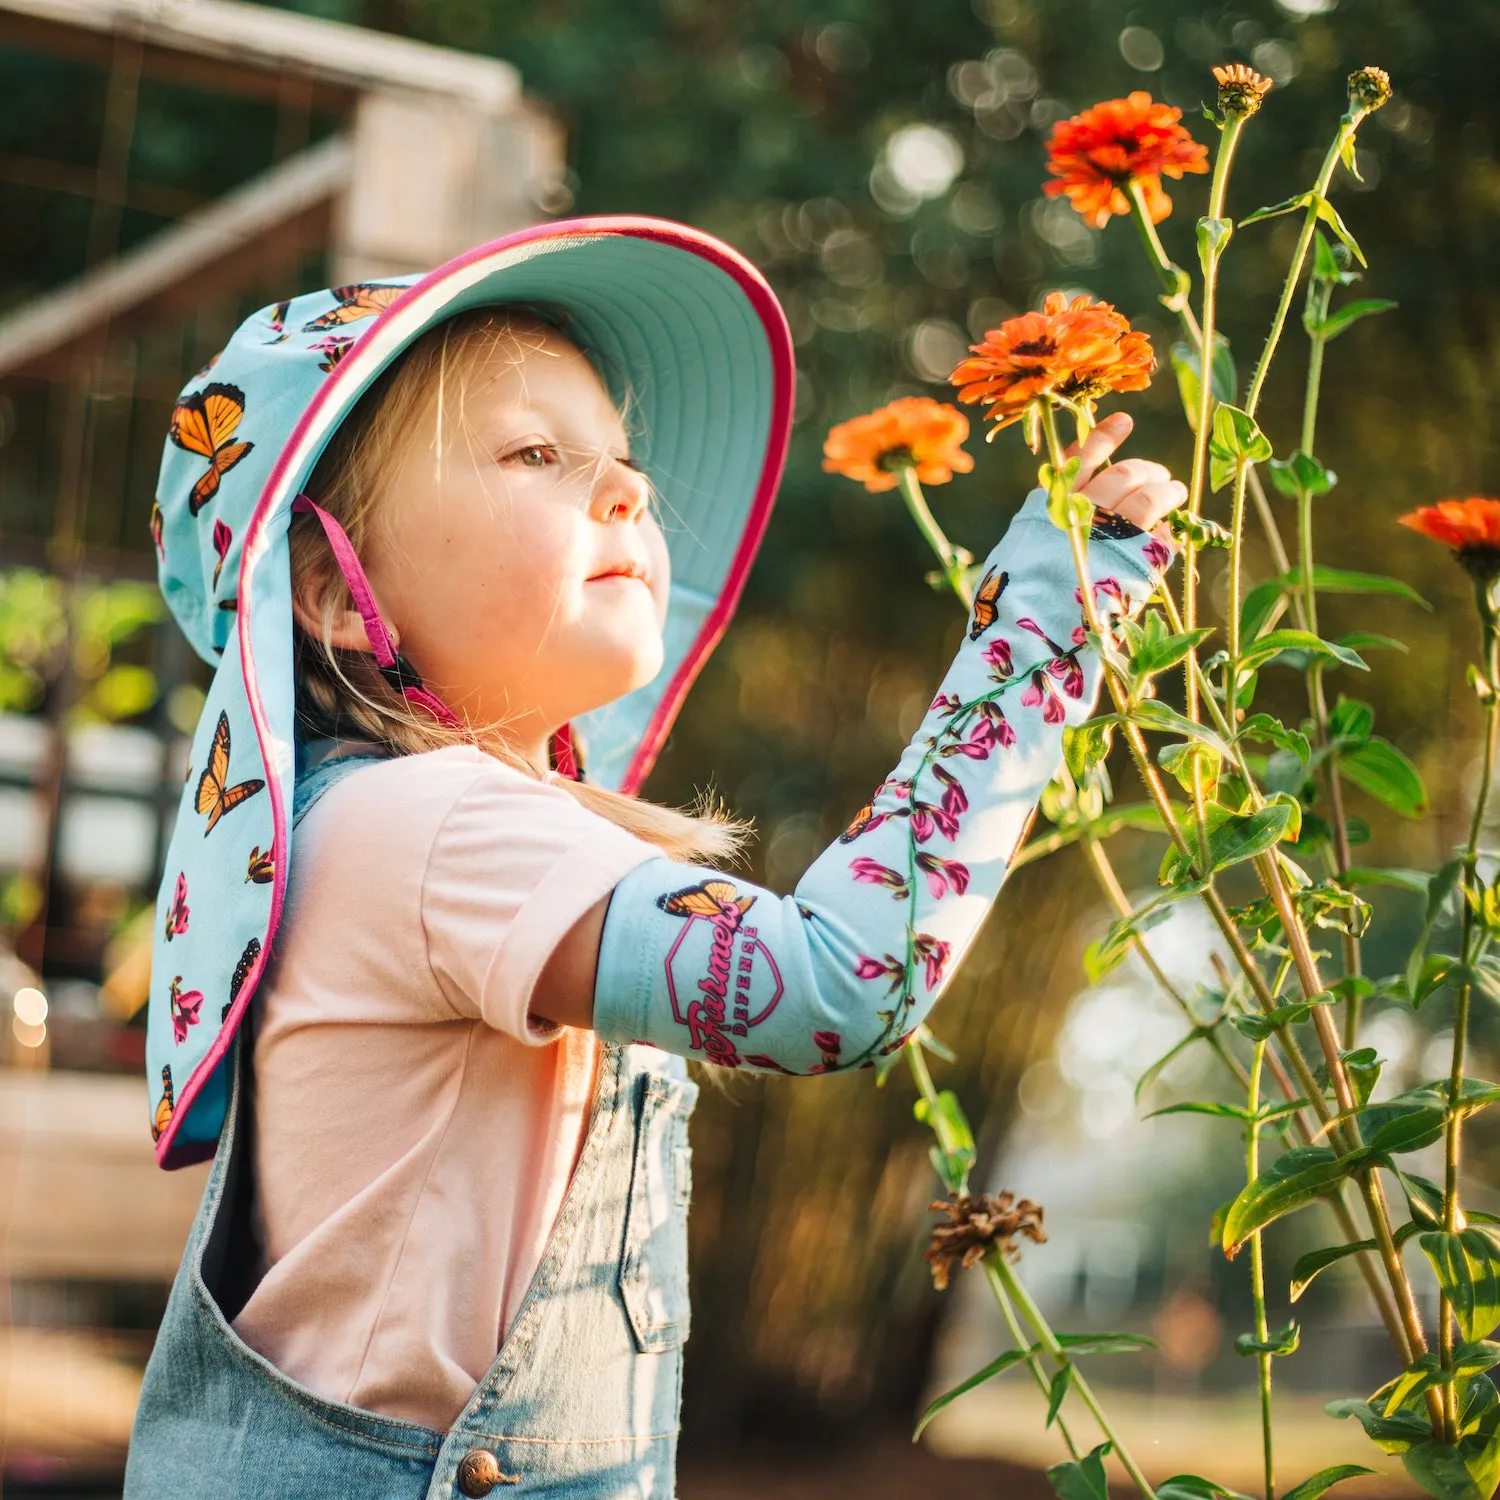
[
  {"x1": 1197, "y1": 215, "x2": 1233, "y2": 273},
  {"x1": 1232, "y1": 1002, "x2": 1314, "y2": 1042},
  {"x1": 1313, "y1": 195, "x2": 1367, "y2": 266},
  {"x1": 1359, "y1": 1104, "x2": 1446, "y2": 1157},
  {"x1": 1127, "y1": 699, "x2": 1232, "y2": 752},
  {"x1": 1339, "y1": 630, "x2": 1408, "y2": 656},
  {"x1": 1278, "y1": 1464, "x2": 1376, "y2": 1500},
  {"x1": 914, "y1": 1346, "x2": 1033, "y2": 1437},
  {"x1": 1131, "y1": 626, "x2": 1216, "y2": 680},
  {"x1": 1315, "y1": 297, "x2": 1398, "y2": 341},
  {"x1": 1209, "y1": 403, "x2": 1273, "y2": 492},
  {"x1": 1086, "y1": 803, "x2": 1166, "y2": 840},
  {"x1": 1064, "y1": 720, "x2": 1115, "y2": 783},
  {"x1": 1086, "y1": 879, "x2": 1208, "y2": 981},
  {"x1": 1055, "y1": 1331, "x2": 1158, "y2": 1356},
  {"x1": 914, "y1": 1090, "x2": 977, "y2": 1195},
  {"x1": 1042, "y1": 456, "x2": 1090, "y2": 530},
  {"x1": 1406, "y1": 861, "x2": 1467, "y2": 998},
  {"x1": 1312, "y1": 230, "x2": 1343, "y2": 281},
  {"x1": 1048, "y1": 1444, "x2": 1113, "y2": 1500},
  {"x1": 1326, "y1": 1396, "x2": 1431, "y2": 1455},
  {"x1": 1330, "y1": 697, "x2": 1376, "y2": 743},
  {"x1": 1339, "y1": 737, "x2": 1427, "y2": 816},
  {"x1": 1222, "y1": 1145, "x2": 1364, "y2": 1255},
  {"x1": 1342, "y1": 866, "x2": 1431, "y2": 893},
  {"x1": 1241, "y1": 577, "x2": 1288, "y2": 643},
  {"x1": 1148, "y1": 1100, "x2": 1254, "y2": 1123},
  {"x1": 1283, "y1": 566, "x2": 1430, "y2": 609},
  {"x1": 1343, "y1": 1046, "x2": 1383, "y2": 1106},
  {"x1": 1403, "y1": 1441, "x2": 1486, "y2": 1500},
  {"x1": 1136, "y1": 1025, "x2": 1222, "y2": 1104},
  {"x1": 1421, "y1": 1229, "x2": 1500, "y2": 1343},
  {"x1": 1156, "y1": 1476, "x2": 1255, "y2": 1500},
  {"x1": 1235, "y1": 1318, "x2": 1301, "y2": 1356},
  {"x1": 1204, "y1": 804, "x2": 1297, "y2": 873},
  {"x1": 1171, "y1": 335, "x2": 1237, "y2": 432},
  {"x1": 1159, "y1": 740, "x2": 1223, "y2": 798},
  {"x1": 1045, "y1": 1364, "x2": 1072, "y2": 1428},
  {"x1": 1241, "y1": 191, "x2": 1314, "y2": 226},
  {"x1": 1290, "y1": 1240, "x2": 1377, "y2": 1302},
  {"x1": 1269, "y1": 450, "x2": 1337, "y2": 499},
  {"x1": 1238, "y1": 714, "x2": 1311, "y2": 763},
  {"x1": 1239, "y1": 629, "x2": 1369, "y2": 674}
]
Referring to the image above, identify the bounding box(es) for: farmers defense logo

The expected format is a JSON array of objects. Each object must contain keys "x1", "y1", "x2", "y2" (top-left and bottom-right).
[{"x1": 656, "y1": 880, "x2": 784, "y2": 1068}]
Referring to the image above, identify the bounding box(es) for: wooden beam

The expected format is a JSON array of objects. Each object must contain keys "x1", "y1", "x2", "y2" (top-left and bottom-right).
[
  {"x1": 0, "y1": 134, "x2": 348, "y2": 380},
  {"x1": 0, "y1": 0, "x2": 520, "y2": 109}
]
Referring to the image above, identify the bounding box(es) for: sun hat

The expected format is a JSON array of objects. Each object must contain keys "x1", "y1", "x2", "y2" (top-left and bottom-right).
[{"x1": 145, "y1": 216, "x2": 795, "y2": 1167}]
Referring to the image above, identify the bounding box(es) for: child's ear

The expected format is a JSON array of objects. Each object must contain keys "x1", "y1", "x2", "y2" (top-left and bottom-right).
[{"x1": 290, "y1": 569, "x2": 389, "y2": 655}]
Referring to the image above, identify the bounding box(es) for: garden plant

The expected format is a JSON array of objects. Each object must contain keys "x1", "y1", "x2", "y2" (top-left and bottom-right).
[{"x1": 824, "y1": 60, "x2": 1500, "y2": 1500}]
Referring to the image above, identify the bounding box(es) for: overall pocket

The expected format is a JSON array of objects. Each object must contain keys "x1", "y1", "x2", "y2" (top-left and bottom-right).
[{"x1": 619, "y1": 1068, "x2": 699, "y2": 1353}]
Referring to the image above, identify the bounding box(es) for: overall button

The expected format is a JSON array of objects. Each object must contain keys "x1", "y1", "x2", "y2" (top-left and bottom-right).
[{"x1": 456, "y1": 1448, "x2": 518, "y2": 1495}]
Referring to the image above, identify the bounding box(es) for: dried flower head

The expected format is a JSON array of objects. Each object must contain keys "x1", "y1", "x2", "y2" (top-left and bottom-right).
[
  {"x1": 1348, "y1": 66, "x2": 1392, "y2": 115},
  {"x1": 1212, "y1": 63, "x2": 1274, "y2": 120},
  {"x1": 822, "y1": 397, "x2": 974, "y2": 493},
  {"x1": 1043, "y1": 92, "x2": 1209, "y2": 228},
  {"x1": 950, "y1": 293, "x2": 1155, "y2": 431},
  {"x1": 924, "y1": 1190, "x2": 1047, "y2": 1289},
  {"x1": 1399, "y1": 499, "x2": 1500, "y2": 583}
]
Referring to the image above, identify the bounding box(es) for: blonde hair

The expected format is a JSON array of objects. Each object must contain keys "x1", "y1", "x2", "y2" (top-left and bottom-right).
[{"x1": 289, "y1": 306, "x2": 749, "y2": 865}]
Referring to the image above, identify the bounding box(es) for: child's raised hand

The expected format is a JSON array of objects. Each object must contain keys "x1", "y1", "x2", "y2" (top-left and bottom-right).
[{"x1": 1068, "y1": 411, "x2": 1186, "y2": 536}]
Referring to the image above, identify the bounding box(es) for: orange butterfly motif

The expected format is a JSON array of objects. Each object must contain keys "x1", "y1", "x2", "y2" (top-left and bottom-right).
[
  {"x1": 170, "y1": 382, "x2": 254, "y2": 515},
  {"x1": 152, "y1": 1063, "x2": 174, "y2": 1142},
  {"x1": 968, "y1": 566, "x2": 1009, "y2": 640},
  {"x1": 301, "y1": 283, "x2": 404, "y2": 332},
  {"x1": 246, "y1": 845, "x2": 274, "y2": 884},
  {"x1": 196, "y1": 711, "x2": 265, "y2": 835},
  {"x1": 657, "y1": 878, "x2": 756, "y2": 921}
]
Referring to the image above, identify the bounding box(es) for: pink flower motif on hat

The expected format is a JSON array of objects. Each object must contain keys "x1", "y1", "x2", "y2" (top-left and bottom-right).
[
  {"x1": 211, "y1": 518, "x2": 233, "y2": 589},
  {"x1": 311, "y1": 334, "x2": 355, "y2": 373},
  {"x1": 163, "y1": 872, "x2": 189, "y2": 942},
  {"x1": 169, "y1": 975, "x2": 204, "y2": 1045}
]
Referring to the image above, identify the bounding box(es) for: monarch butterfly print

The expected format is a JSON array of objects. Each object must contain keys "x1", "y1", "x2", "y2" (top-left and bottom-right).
[
  {"x1": 196, "y1": 711, "x2": 265, "y2": 835},
  {"x1": 169, "y1": 383, "x2": 254, "y2": 515},
  {"x1": 839, "y1": 803, "x2": 875, "y2": 843},
  {"x1": 969, "y1": 566, "x2": 1009, "y2": 640},
  {"x1": 152, "y1": 1063, "x2": 174, "y2": 1142},
  {"x1": 1089, "y1": 508, "x2": 1145, "y2": 541},
  {"x1": 164, "y1": 872, "x2": 189, "y2": 941},
  {"x1": 656, "y1": 879, "x2": 756, "y2": 921},
  {"x1": 212, "y1": 518, "x2": 233, "y2": 589},
  {"x1": 169, "y1": 975, "x2": 204, "y2": 1044},
  {"x1": 301, "y1": 283, "x2": 404, "y2": 332},
  {"x1": 246, "y1": 845, "x2": 274, "y2": 884},
  {"x1": 230, "y1": 936, "x2": 262, "y2": 1004}
]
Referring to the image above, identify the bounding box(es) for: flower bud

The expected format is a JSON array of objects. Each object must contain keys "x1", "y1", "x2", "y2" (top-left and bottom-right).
[
  {"x1": 1347, "y1": 66, "x2": 1392, "y2": 115},
  {"x1": 1212, "y1": 63, "x2": 1273, "y2": 120}
]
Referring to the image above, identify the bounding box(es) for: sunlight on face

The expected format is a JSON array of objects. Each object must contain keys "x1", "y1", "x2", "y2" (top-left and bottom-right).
[{"x1": 364, "y1": 319, "x2": 671, "y2": 755}]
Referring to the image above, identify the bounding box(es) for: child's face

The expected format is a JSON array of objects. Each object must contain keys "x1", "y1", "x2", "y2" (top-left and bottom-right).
[{"x1": 366, "y1": 322, "x2": 671, "y2": 752}]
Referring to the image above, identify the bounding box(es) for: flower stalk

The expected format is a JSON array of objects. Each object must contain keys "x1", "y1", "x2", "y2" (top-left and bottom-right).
[{"x1": 1246, "y1": 1039, "x2": 1275, "y2": 1500}]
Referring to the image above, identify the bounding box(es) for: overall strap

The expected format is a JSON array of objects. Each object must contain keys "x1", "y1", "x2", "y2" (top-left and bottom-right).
[{"x1": 292, "y1": 749, "x2": 389, "y2": 828}]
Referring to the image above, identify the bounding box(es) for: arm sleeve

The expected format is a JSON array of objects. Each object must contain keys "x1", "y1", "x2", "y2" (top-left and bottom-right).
[{"x1": 592, "y1": 490, "x2": 1176, "y2": 1075}]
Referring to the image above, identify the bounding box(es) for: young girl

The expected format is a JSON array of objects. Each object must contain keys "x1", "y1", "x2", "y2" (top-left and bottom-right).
[{"x1": 126, "y1": 216, "x2": 1182, "y2": 1499}]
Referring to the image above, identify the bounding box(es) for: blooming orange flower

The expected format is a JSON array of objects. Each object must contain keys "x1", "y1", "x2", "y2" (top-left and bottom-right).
[
  {"x1": 1044, "y1": 92, "x2": 1209, "y2": 228},
  {"x1": 949, "y1": 293, "x2": 1155, "y2": 430},
  {"x1": 1399, "y1": 499, "x2": 1500, "y2": 579},
  {"x1": 822, "y1": 397, "x2": 974, "y2": 493}
]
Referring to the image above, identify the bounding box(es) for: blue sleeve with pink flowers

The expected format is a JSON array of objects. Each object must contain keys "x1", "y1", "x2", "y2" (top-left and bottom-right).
[{"x1": 591, "y1": 488, "x2": 1175, "y2": 1075}]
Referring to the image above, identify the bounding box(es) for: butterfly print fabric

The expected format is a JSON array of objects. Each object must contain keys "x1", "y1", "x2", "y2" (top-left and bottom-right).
[{"x1": 591, "y1": 488, "x2": 1175, "y2": 1075}]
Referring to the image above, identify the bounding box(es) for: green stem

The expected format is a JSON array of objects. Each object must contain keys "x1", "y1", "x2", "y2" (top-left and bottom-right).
[
  {"x1": 989, "y1": 1255, "x2": 1158, "y2": 1500},
  {"x1": 896, "y1": 464, "x2": 973, "y2": 610},
  {"x1": 986, "y1": 1264, "x2": 1082, "y2": 1460},
  {"x1": 1128, "y1": 179, "x2": 1202, "y2": 347},
  {"x1": 1247, "y1": 1040, "x2": 1275, "y2": 1500}
]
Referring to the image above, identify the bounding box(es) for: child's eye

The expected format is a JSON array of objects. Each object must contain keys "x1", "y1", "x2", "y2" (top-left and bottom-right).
[{"x1": 502, "y1": 442, "x2": 557, "y2": 469}]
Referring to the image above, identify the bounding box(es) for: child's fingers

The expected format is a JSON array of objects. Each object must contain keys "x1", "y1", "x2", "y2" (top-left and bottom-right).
[
  {"x1": 1111, "y1": 478, "x2": 1187, "y2": 533},
  {"x1": 1065, "y1": 412, "x2": 1133, "y2": 489},
  {"x1": 1080, "y1": 458, "x2": 1173, "y2": 511}
]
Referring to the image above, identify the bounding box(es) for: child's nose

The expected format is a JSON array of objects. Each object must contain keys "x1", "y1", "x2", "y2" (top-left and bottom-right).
[{"x1": 591, "y1": 459, "x2": 650, "y2": 525}]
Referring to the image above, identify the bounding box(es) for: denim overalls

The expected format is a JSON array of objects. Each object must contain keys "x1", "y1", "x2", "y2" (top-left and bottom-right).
[{"x1": 125, "y1": 752, "x2": 700, "y2": 1499}]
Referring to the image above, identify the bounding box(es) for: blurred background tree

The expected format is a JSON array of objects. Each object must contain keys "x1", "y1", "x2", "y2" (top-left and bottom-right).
[{"x1": 3, "y1": 0, "x2": 1497, "y2": 1466}]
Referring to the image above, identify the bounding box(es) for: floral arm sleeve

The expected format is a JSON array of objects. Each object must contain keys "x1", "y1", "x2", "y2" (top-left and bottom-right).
[{"x1": 592, "y1": 489, "x2": 1176, "y2": 1075}]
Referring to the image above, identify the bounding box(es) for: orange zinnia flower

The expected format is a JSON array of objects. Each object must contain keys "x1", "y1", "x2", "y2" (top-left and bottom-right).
[
  {"x1": 949, "y1": 293, "x2": 1155, "y2": 430},
  {"x1": 1044, "y1": 91, "x2": 1209, "y2": 228},
  {"x1": 822, "y1": 397, "x2": 974, "y2": 493},
  {"x1": 1399, "y1": 499, "x2": 1500, "y2": 579}
]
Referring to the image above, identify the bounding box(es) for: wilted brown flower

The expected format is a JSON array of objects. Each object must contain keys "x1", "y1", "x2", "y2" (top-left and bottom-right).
[
  {"x1": 924, "y1": 1190, "x2": 1046, "y2": 1289},
  {"x1": 1348, "y1": 66, "x2": 1392, "y2": 115},
  {"x1": 1212, "y1": 63, "x2": 1273, "y2": 120}
]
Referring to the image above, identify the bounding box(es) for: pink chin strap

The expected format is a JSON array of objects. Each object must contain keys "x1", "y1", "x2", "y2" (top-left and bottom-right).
[{"x1": 292, "y1": 492, "x2": 582, "y2": 779}]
